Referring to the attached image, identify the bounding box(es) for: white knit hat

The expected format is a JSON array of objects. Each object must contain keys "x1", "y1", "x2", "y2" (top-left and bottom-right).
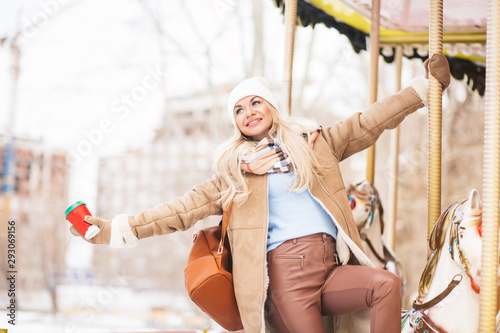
[{"x1": 227, "y1": 77, "x2": 280, "y2": 125}]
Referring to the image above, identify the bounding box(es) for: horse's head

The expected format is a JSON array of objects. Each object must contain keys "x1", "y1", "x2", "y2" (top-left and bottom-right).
[
  {"x1": 347, "y1": 180, "x2": 384, "y2": 232},
  {"x1": 420, "y1": 189, "x2": 483, "y2": 297},
  {"x1": 450, "y1": 189, "x2": 483, "y2": 289}
]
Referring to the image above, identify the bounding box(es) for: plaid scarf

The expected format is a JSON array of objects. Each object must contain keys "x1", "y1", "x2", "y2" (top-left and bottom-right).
[
  {"x1": 241, "y1": 137, "x2": 292, "y2": 174},
  {"x1": 240, "y1": 128, "x2": 322, "y2": 174}
]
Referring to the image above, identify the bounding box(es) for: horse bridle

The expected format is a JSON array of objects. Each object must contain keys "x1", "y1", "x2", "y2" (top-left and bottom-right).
[
  {"x1": 407, "y1": 273, "x2": 463, "y2": 333},
  {"x1": 349, "y1": 190, "x2": 377, "y2": 231}
]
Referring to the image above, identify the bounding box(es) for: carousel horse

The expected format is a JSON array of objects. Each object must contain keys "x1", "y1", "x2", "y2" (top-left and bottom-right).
[
  {"x1": 333, "y1": 181, "x2": 406, "y2": 333},
  {"x1": 401, "y1": 189, "x2": 487, "y2": 333},
  {"x1": 347, "y1": 180, "x2": 406, "y2": 293}
]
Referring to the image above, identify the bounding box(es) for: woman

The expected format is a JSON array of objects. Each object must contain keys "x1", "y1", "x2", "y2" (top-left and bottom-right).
[{"x1": 71, "y1": 54, "x2": 451, "y2": 333}]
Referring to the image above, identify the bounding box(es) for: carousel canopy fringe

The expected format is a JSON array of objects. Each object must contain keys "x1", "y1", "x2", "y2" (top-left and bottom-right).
[{"x1": 272, "y1": 0, "x2": 486, "y2": 95}]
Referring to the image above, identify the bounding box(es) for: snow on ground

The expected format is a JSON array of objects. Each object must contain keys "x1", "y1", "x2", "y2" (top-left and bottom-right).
[
  {"x1": 0, "y1": 310, "x2": 230, "y2": 333},
  {"x1": 1, "y1": 286, "x2": 231, "y2": 333}
]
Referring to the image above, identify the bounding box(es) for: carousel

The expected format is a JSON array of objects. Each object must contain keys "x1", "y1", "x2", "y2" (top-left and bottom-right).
[{"x1": 271, "y1": 0, "x2": 496, "y2": 332}]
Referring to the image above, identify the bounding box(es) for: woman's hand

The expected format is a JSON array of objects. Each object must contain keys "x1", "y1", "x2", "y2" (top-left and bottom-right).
[
  {"x1": 70, "y1": 216, "x2": 111, "y2": 245},
  {"x1": 410, "y1": 54, "x2": 451, "y2": 105},
  {"x1": 424, "y1": 54, "x2": 451, "y2": 90}
]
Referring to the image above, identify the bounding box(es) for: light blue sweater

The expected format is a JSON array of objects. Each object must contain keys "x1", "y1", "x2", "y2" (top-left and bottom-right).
[{"x1": 267, "y1": 173, "x2": 338, "y2": 252}]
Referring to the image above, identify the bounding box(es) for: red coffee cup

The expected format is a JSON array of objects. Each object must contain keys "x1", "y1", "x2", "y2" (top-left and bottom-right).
[{"x1": 65, "y1": 201, "x2": 100, "y2": 240}]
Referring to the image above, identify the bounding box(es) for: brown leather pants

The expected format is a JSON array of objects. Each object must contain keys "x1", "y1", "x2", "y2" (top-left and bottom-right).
[{"x1": 265, "y1": 233, "x2": 401, "y2": 333}]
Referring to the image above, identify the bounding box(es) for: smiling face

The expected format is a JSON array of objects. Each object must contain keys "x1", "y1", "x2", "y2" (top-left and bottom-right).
[{"x1": 233, "y1": 95, "x2": 273, "y2": 141}]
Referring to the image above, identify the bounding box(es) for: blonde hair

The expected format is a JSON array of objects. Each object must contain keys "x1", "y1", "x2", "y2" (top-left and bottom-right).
[{"x1": 214, "y1": 103, "x2": 325, "y2": 209}]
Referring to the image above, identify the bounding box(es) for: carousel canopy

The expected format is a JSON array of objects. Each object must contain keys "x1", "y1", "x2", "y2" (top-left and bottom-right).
[{"x1": 273, "y1": 0, "x2": 486, "y2": 95}]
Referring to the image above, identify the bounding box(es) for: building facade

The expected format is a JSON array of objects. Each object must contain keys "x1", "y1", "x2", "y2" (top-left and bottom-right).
[{"x1": 0, "y1": 136, "x2": 70, "y2": 310}]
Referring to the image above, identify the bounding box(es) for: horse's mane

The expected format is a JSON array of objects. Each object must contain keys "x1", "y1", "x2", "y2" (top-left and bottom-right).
[
  {"x1": 346, "y1": 184, "x2": 355, "y2": 195},
  {"x1": 417, "y1": 200, "x2": 466, "y2": 299}
]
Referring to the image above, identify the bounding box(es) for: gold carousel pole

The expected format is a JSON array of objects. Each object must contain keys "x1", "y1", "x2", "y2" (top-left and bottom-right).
[
  {"x1": 282, "y1": 0, "x2": 298, "y2": 116},
  {"x1": 479, "y1": 0, "x2": 500, "y2": 330},
  {"x1": 386, "y1": 45, "x2": 403, "y2": 250},
  {"x1": 427, "y1": 0, "x2": 444, "y2": 238},
  {"x1": 366, "y1": 0, "x2": 381, "y2": 184}
]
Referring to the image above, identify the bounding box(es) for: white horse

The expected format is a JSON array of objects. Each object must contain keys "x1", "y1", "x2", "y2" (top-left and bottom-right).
[
  {"x1": 401, "y1": 189, "x2": 485, "y2": 333},
  {"x1": 334, "y1": 181, "x2": 406, "y2": 333},
  {"x1": 347, "y1": 180, "x2": 406, "y2": 293}
]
